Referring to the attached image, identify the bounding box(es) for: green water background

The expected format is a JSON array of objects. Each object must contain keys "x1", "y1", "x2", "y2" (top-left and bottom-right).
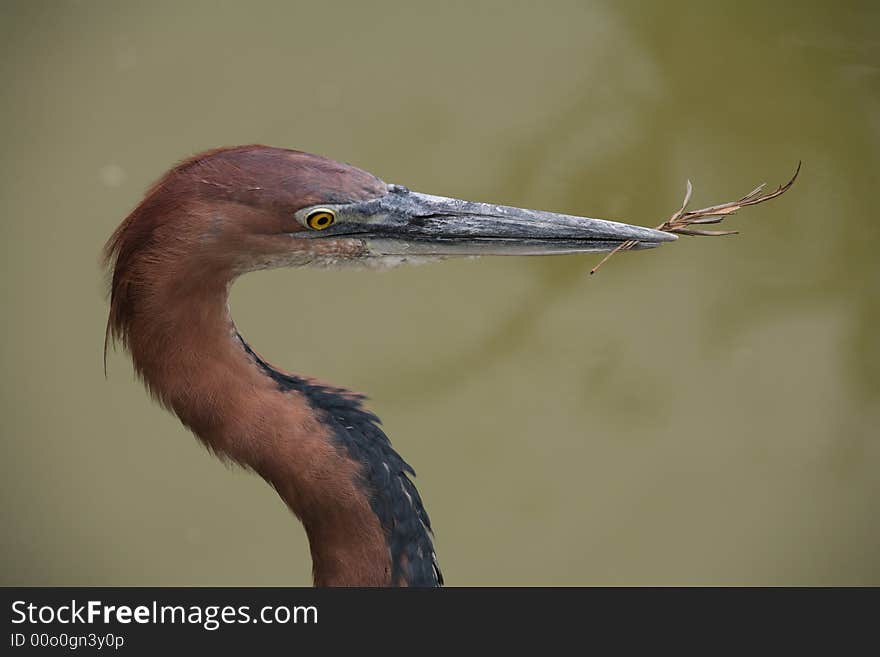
[{"x1": 1, "y1": 1, "x2": 878, "y2": 584}]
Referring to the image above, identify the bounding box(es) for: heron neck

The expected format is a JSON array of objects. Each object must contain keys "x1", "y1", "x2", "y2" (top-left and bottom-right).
[{"x1": 125, "y1": 275, "x2": 394, "y2": 585}]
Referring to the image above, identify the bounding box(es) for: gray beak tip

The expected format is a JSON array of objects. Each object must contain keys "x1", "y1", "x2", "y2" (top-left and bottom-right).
[{"x1": 618, "y1": 224, "x2": 677, "y2": 244}]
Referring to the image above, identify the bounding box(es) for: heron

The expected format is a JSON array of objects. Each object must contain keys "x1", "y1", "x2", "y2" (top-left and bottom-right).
[{"x1": 103, "y1": 145, "x2": 677, "y2": 587}]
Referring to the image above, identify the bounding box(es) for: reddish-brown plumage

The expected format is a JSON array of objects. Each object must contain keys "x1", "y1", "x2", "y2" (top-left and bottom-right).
[
  {"x1": 104, "y1": 145, "x2": 386, "y2": 358},
  {"x1": 104, "y1": 146, "x2": 396, "y2": 586},
  {"x1": 105, "y1": 144, "x2": 681, "y2": 586}
]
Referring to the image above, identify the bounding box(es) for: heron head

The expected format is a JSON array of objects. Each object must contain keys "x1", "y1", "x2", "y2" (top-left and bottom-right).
[{"x1": 109, "y1": 145, "x2": 675, "y2": 276}]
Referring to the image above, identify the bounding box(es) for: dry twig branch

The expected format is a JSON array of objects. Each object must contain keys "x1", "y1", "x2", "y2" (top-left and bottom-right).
[{"x1": 590, "y1": 162, "x2": 802, "y2": 275}]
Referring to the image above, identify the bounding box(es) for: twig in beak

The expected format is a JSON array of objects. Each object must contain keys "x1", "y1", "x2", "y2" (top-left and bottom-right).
[{"x1": 589, "y1": 162, "x2": 801, "y2": 275}]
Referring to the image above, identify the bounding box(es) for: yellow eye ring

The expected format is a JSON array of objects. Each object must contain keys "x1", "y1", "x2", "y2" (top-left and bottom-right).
[{"x1": 306, "y1": 209, "x2": 336, "y2": 230}]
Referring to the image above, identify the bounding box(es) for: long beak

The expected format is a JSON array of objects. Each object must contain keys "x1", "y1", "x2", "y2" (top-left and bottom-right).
[{"x1": 309, "y1": 185, "x2": 675, "y2": 257}]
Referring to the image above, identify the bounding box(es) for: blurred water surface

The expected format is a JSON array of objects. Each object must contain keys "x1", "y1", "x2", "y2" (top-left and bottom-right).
[{"x1": 1, "y1": 1, "x2": 878, "y2": 585}]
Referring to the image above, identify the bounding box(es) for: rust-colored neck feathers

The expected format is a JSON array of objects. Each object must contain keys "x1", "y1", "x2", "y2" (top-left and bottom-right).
[{"x1": 104, "y1": 146, "x2": 407, "y2": 586}]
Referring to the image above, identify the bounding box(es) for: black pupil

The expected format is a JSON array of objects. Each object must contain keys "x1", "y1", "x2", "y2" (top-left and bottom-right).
[{"x1": 314, "y1": 214, "x2": 329, "y2": 226}]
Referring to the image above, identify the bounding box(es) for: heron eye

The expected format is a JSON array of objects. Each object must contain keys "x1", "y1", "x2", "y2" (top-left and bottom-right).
[{"x1": 306, "y1": 209, "x2": 336, "y2": 230}]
